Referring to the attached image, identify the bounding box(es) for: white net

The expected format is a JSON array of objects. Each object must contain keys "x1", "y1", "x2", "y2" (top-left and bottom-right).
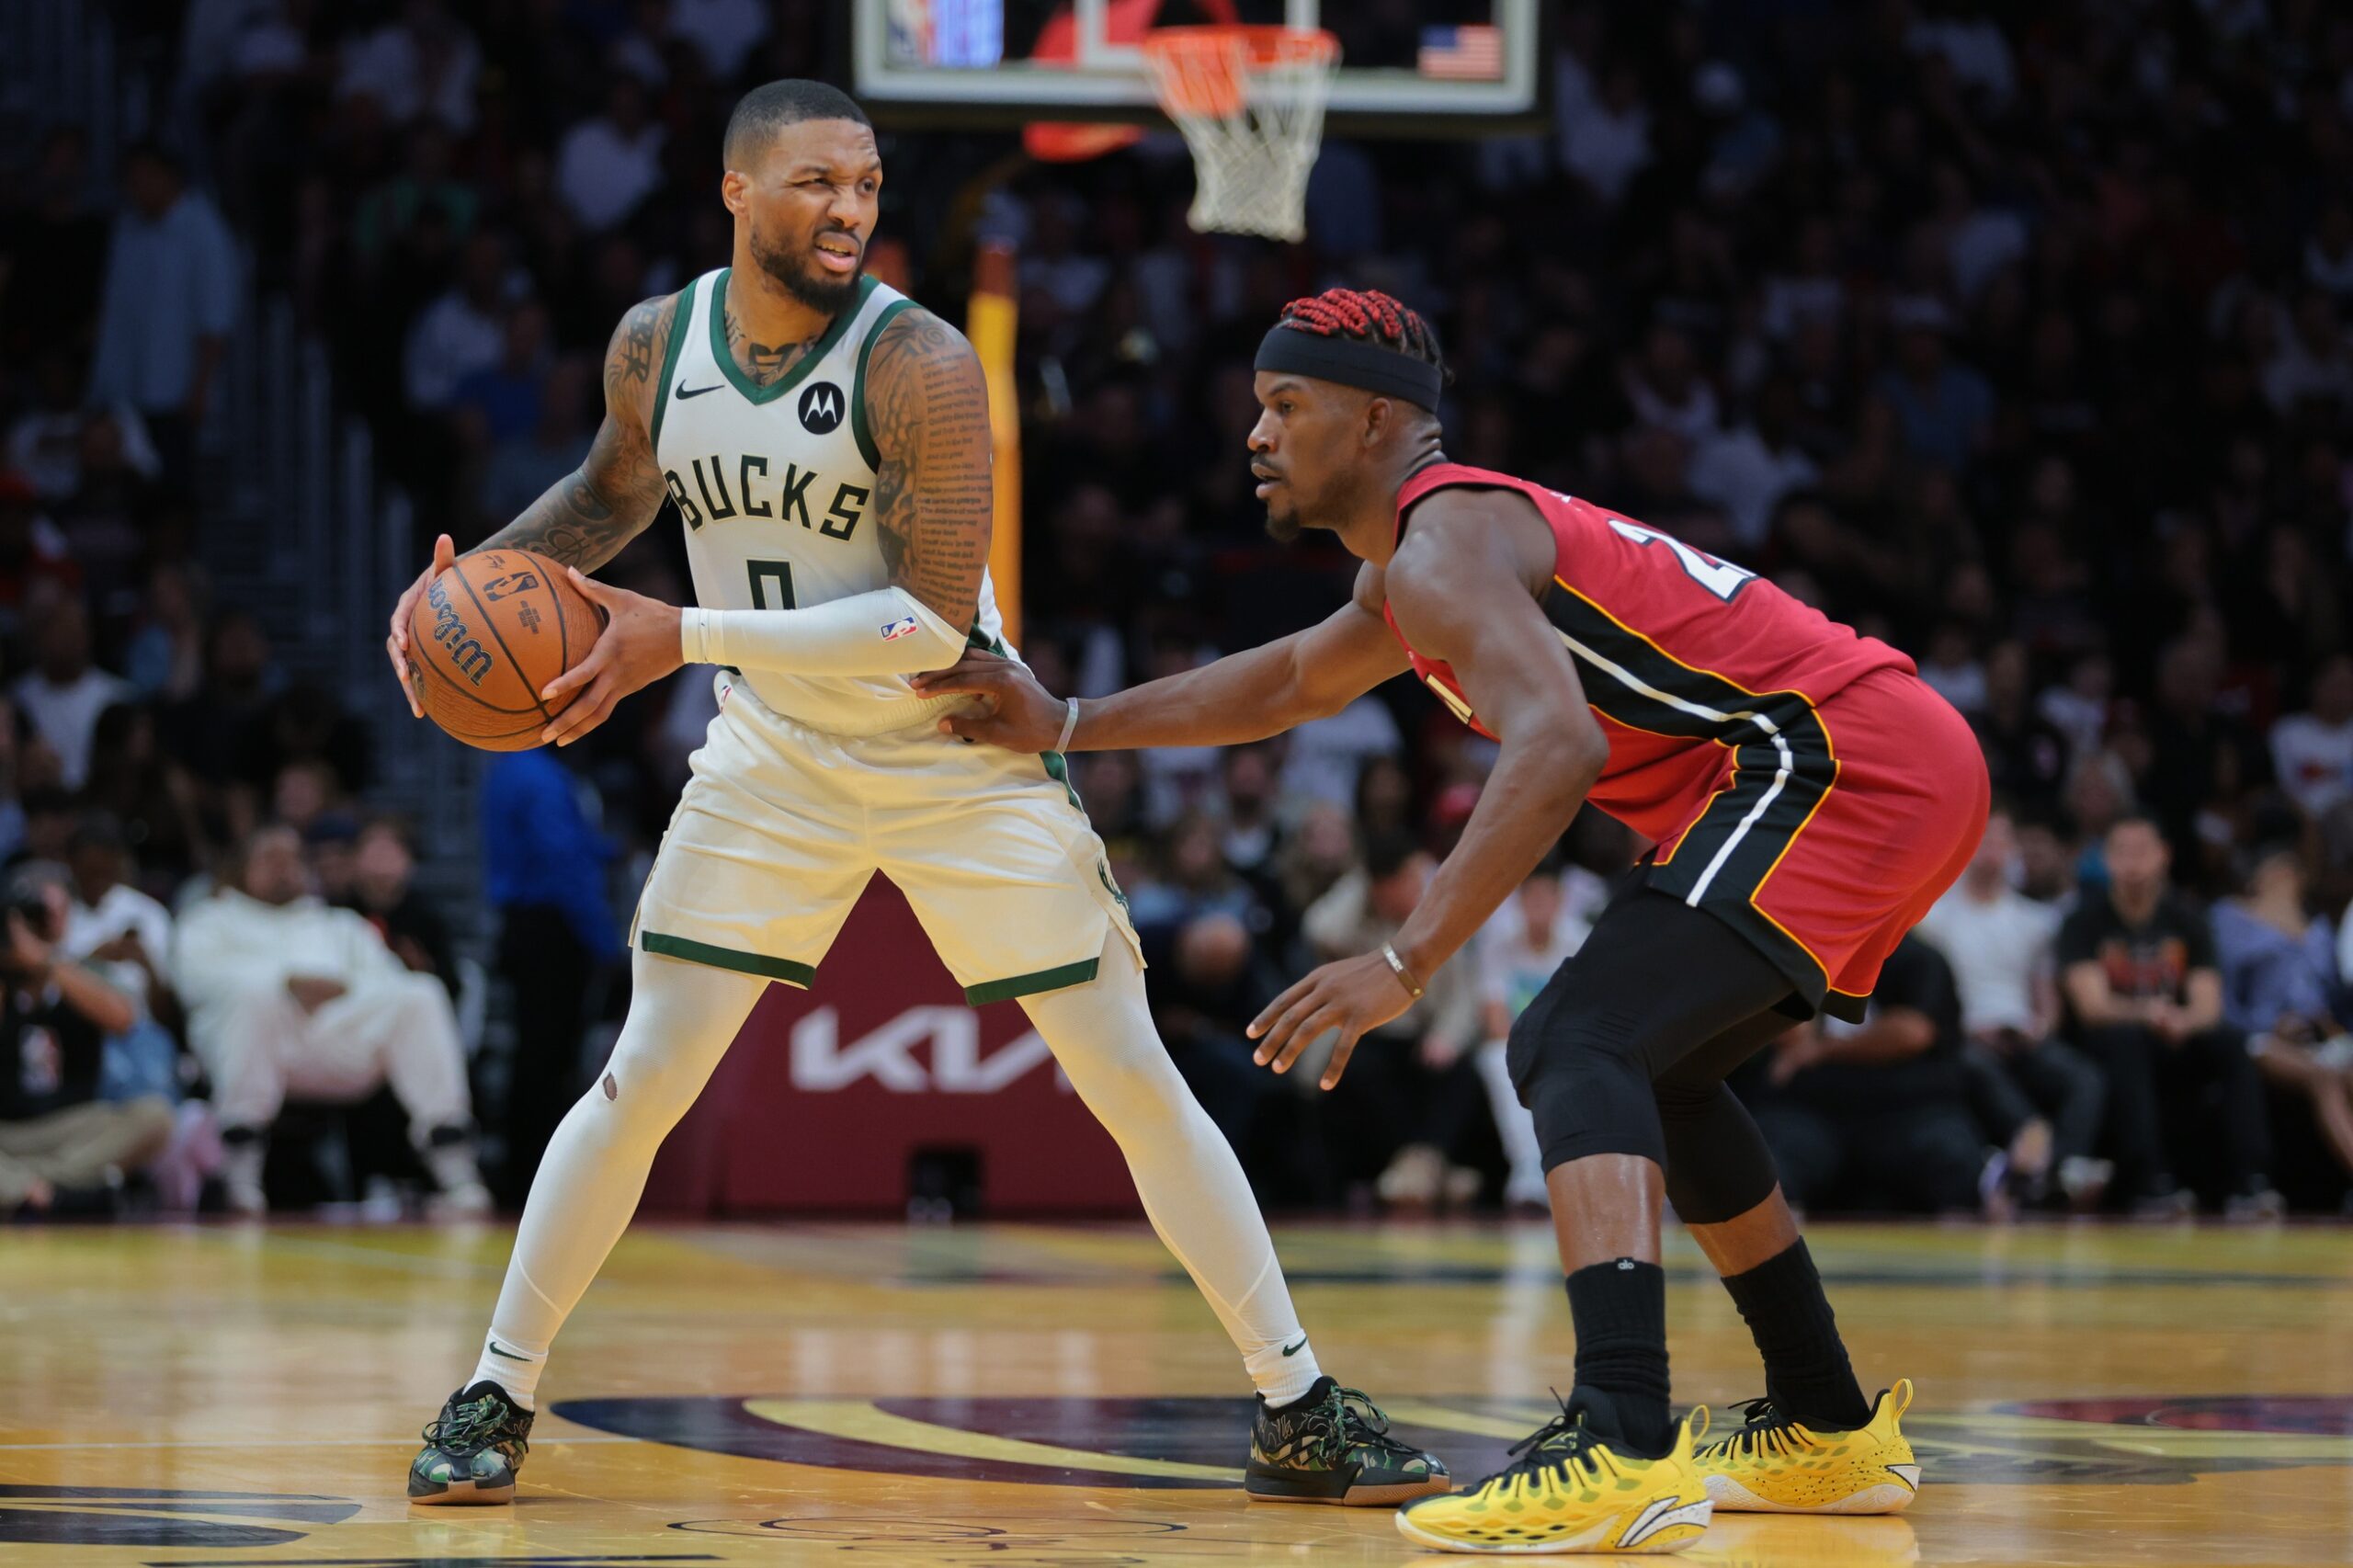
[{"x1": 1142, "y1": 27, "x2": 1339, "y2": 244}]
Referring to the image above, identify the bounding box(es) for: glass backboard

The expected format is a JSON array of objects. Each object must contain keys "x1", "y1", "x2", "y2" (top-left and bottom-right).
[{"x1": 849, "y1": 0, "x2": 1547, "y2": 135}]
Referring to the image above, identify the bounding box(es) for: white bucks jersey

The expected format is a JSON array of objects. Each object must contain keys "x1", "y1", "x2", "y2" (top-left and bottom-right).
[{"x1": 651, "y1": 267, "x2": 1006, "y2": 734}]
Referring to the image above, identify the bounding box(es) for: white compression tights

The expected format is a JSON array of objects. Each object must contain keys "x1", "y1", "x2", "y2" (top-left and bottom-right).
[{"x1": 476, "y1": 931, "x2": 1320, "y2": 1406}]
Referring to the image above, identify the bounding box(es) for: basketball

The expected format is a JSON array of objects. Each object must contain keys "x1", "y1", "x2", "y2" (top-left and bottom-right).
[{"x1": 406, "y1": 549, "x2": 603, "y2": 751}]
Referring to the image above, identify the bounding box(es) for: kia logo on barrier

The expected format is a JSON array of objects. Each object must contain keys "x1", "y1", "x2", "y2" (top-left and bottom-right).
[{"x1": 789, "y1": 1006, "x2": 1073, "y2": 1093}]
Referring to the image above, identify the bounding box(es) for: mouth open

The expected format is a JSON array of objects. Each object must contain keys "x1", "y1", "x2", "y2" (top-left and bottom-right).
[{"x1": 813, "y1": 236, "x2": 860, "y2": 275}]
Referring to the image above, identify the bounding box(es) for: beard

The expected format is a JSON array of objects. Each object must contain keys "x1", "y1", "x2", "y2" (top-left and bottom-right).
[
  {"x1": 1264, "y1": 506, "x2": 1302, "y2": 544},
  {"x1": 750, "y1": 219, "x2": 863, "y2": 313}
]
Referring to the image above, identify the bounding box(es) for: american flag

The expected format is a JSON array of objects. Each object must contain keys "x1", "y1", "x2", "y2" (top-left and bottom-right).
[{"x1": 1419, "y1": 23, "x2": 1505, "y2": 82}]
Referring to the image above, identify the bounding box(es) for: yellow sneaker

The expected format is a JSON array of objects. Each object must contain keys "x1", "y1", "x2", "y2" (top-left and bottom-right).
[
  {"x1": 1394, "y1": 1400, "x2": 1712, "y2": 1555},
  {"x1": 1693, "y1": 1380, "x2": 1919, "y2": 1515}
]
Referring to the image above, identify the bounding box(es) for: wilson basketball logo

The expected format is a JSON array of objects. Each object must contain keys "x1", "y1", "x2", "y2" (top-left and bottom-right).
[
  {"x1": 800, "y1": 381, "x2": 846, "y2": 434},
  {"x1": 426, "y1": 578, "x2": 494, "y2": 687}
]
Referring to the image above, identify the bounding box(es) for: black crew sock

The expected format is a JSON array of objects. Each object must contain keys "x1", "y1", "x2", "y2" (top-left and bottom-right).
[
  {"x1": 1719, "y1": 1238, "x2": 1871, "y2": 1430},
  {"x1": 1563, "y1": 1258, "x2": 1673, "y2": 1458}
]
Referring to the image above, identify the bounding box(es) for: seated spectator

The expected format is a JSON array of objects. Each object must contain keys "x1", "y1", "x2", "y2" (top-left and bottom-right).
[
  {"x1": 1299, "y1": 830, "x2": 1483, "y2": 1208},
  {"x1": 58, "y1": 813, "x2": 183, "y2": 1106},
  {"x1": 1127, "y1": 812, "x2": 1267, "y2": 947},
  {"x1": 2211, "y1": 845, "x2": 2353, "y2": 1195},
  {"x1": 2057, "y1": 816, "x2": 2279, "y2": 1217},
  {"x1": 171, "y1": 825, "x2": 488, "y2": 1215},
  {"x1": 1472, "y1": 863, "x2": 1593, "y2": 1209},
  {"x1": 1749, "y1": 934, "x2": 1990, "y2": 1214},
  {"x1": 1973, "y1": 642, "x2": 2072, "y2": 818},
  {"x1": 1353, "y1": 754, "x2": 1416, "y2": 843},
  {"x1": 0, "y1": 864, "x2": 168, "y2": 1216},
  {"x1": 83, "y1": 702, "x2": 207, "y2": 893},
  {"x1": 305, "y1": 811, "x2": 360, "y2": 903},
  {"x1": 2270, "y1": 653, "x2": 2353, "y2": 823},
  {"x1": 1146, "y1": 912, "x2": 1286, "y2": 1167},
  {"x1": 1916, "y1": 806, "x2": 2107, "y2": 1208},
  {"x1": 344, "y1": 815, "x2": 457, "y2": 997},
  {"x1": 1216, "y1": 744, "x2": 1282, "y2": 880},
  {"x1": 1280, "y1": 695, "x2": 1404, "y2": 812},
  {"x1": 121, "y1": 562, "x2": 208, "y2": 703},
  {"x1": 11, "y1": 598, "x2": 131, "y2": 790}
]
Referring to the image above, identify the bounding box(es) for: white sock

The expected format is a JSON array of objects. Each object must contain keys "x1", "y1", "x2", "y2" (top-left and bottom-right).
[
  {"x1": 1019, "y1": 934, "x2": 1319, "y2": 1404},
  {"x1": 1247, "y1": 1334, "x2": 1325, "y2": 1407},
  {"x1": 466, "y1": 949, "x2": 767, "y2": 1413},
  {"x1": 472, "y1": 1328, "x2": 548, "y2": 1408}
]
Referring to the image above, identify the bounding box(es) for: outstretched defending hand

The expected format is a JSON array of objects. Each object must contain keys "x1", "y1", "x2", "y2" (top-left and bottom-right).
[
  {"x1": 911, "y1": 649, "x2": 1063, "y2": 752},
  {"x1": 1247, "y1": 952, "x2": 1420, "y2": 1091},
  {"x1": 385, "y1": 533, "x2": 460, "y2": 719},
  {"x1": 538, "y1": 567, "x2": 682, "y2": 747}
]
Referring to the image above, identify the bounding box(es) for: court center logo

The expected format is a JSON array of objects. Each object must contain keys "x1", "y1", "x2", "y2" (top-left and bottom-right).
[
  {"x1": 555, "y1": 1393, "x2": 2353, "y2": 1491},
  {"x1": 800, "y1": 381, "x2": 847, "y2": 434}
]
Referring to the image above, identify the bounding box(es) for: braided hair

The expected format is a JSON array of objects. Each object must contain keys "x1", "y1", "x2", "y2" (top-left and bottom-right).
[{"x1": 1273, "y1": 288, "x2": 1447, "y2": 378}]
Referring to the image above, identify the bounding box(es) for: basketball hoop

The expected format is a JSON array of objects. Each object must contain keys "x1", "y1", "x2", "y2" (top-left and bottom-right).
[{"x1": 1142, "y1": 25, "x2": 1339, "y2": 244}]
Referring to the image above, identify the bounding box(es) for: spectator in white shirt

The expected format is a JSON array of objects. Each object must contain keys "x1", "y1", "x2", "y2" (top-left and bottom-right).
[
  {"x1": 1688, "y1": 374, "x2": 1820, "y2": 550},
  {"x1": 404, "y1": 233, "x2": 514, "y2": 411},
  {"x1": 1916, "y1": 806, "x2": 2108, "y2": 1208},
  {"x1": 555, "y1": 75, "x2": 665, "y2": 235},
  {"x1": 335, "y1": 0, "x2": 482, "y2": 133},
  {"x1": 60, "y1": 813, "x2": 184, "y2": 1105},
  {"x1": 1472, "y1": 864, "x2": 1599, "y2": 1208},
  {"x1": 173, "y1": 826, "x2": 487, "y2": 1215},
  {"x1": 11, "y1": 601, "x2": 131, "y2": 791},
  {"x1": 1279, "y1": 696, "x2": 1404, "y2": 814},
  {"x1": 2270, "y1": 653, "x2": 2353, "y2": 822}
]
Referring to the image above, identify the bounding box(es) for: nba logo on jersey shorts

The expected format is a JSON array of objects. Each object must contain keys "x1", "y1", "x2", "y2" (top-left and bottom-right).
[{"x1": 881, "y1": 615, "x2": 917, "y2": 642}]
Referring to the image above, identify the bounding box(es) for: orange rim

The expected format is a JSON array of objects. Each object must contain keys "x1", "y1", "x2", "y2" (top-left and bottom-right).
[{"x1": 1142, "y1": 25, "x2": 1338, "y2": 120}]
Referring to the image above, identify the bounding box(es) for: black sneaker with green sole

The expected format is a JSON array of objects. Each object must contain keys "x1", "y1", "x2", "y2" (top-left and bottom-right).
[
  {"x1": 408, "y1": 1380, "x2": 533, "y2": 1505},
  {"x1": 1246, "y1": 1375, "x2": 1452, "y2": 1506}
]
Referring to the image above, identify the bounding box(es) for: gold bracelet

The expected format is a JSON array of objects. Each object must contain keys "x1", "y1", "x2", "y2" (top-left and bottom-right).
[{"x1": 1380, "y1": 940, "x2": 1425, "y2": 1000}]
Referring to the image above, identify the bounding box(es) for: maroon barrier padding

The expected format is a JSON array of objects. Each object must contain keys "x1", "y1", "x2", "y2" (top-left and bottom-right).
[{"x1": 642, "y1": 879, "x2": 1137, "y2": 1215}]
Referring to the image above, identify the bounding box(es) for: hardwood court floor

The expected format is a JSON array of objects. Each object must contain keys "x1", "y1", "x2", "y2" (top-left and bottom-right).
[{"x1": 2, "y1": 1219, "x2": 2347, "y2": 1566}]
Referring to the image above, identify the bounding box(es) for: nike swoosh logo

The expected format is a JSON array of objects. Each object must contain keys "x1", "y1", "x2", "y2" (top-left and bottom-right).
[
  {"x1": 487, "y1": 1342, "x2": 529, "y2": 1361},
  {"x1": 676, "y1": 382, "x2": 722, "y2": 400},
  {"x1": 1281, "y1": 1335, "x2": 1307, "y2": 1357}
]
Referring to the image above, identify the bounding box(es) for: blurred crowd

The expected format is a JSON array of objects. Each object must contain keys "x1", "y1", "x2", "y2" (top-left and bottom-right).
[{"x1": 2, "y1": 0, "x2": 2352, "y2": 1217}]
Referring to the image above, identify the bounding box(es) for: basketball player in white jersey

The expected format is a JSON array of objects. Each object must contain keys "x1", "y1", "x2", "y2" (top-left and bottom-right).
[{"x1": 382, "y1": 81, "x2": 1447, "y2": 1510}]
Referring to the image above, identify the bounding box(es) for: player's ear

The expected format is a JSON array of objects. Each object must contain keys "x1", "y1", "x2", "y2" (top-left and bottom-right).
[
  {"x1": 720, "y1": 167, "x2": 751, "y2": 216},
  {"x1": 1360, "y1": 394, "x2": 1392, "y2": 449}
]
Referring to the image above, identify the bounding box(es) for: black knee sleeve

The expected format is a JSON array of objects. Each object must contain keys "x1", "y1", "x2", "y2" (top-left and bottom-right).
[
  {"x1": 1655, "y1": 1080, "x2": 1781, "y2": 1224},
  {"x1": 1506, "y1": 888, "x2": 1799, "y2": 1178},
  {"x1": 1509, "y1": 987, "x2": 1669, "y2": 1173}
]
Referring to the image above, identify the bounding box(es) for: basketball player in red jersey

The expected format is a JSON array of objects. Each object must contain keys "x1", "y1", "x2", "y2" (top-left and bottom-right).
[{"x1": 916, "y1": 289, "x2": 1986, "y2": 1554}]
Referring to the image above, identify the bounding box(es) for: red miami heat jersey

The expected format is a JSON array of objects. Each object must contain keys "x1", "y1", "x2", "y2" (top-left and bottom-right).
[{"x1": 1383, "y1": 462, "x2": 1914, "y2": 849}]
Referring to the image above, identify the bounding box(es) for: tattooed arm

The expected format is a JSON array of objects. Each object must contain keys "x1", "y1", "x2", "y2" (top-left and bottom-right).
[
  {"x1": 385, "y1": 294, "x2": 679, "y2": 717},
  {"x1": 861, "y1": 305, "x2": 992, "y2": 634},
  {"x1": 484, "y1": 292, "x2": 677, "y2": 568}
]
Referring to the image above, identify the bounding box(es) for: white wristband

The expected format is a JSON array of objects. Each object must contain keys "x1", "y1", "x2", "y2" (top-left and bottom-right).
[
  {"x1": 679, "y1": 608, "x2": 710, "y2": 666},
  {"x1": 1055, "y1": 697, "x2": 1081, "y2": 753}
]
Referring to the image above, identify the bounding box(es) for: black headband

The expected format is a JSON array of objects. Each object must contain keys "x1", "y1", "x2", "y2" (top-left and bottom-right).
[{"x1": 1255, "y1": 327, "x2": 1443, "y2": 411}]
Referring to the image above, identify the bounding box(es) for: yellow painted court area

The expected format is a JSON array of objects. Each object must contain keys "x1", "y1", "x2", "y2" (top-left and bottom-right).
[{"x1": 2, "y1": 1220, "x2": 2348, "y2": 1565}]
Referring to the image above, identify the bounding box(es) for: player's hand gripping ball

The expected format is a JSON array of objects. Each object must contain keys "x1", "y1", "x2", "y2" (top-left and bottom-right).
[{"x1": 402, "y1": 547, "x2": 606, "y2": 750}]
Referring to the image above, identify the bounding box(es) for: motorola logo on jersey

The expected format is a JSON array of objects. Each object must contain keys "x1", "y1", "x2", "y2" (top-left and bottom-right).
[{"x1": 800, "y1": 381, "x2": 847, "y2": 434}]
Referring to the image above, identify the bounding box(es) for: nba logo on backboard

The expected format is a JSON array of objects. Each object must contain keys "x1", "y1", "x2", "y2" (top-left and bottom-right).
[
  {"x1": 881, "y1": 616, "x2": 917, "y2": 642},
  {"x1": 800, "y1": 381, "x2": 846, "y2": 434}
]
